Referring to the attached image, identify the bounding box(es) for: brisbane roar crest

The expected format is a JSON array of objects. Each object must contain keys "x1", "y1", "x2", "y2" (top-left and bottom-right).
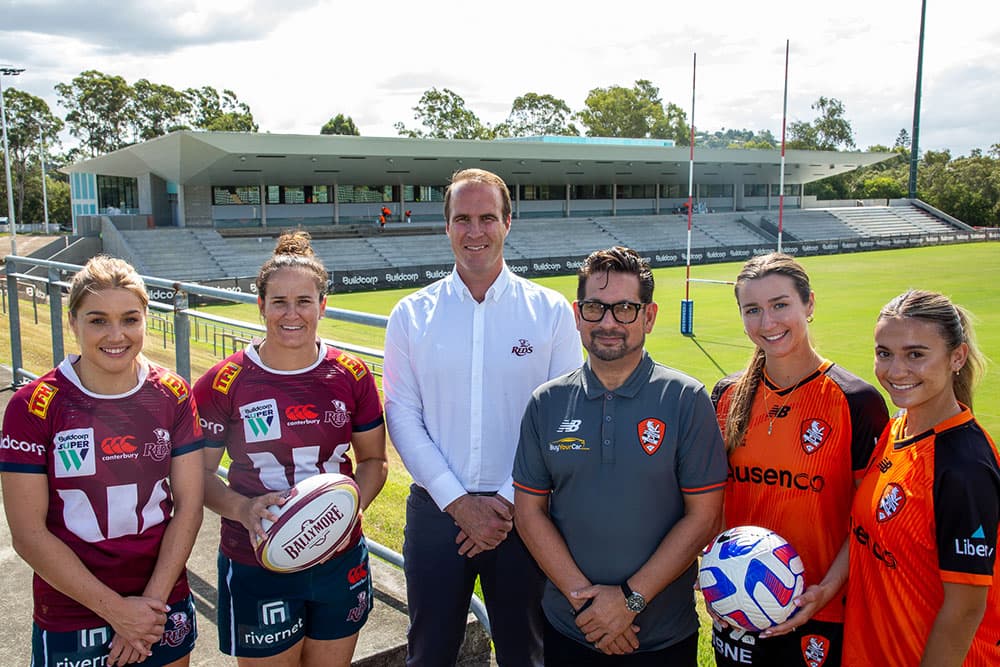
[
  {"x1": 801, "y1": 634, "x2": 830, "y2": 667},
  {"x1": 800, "y1": 418, "x2": 831, "y2": 454},
  {"x1": 637, "y1": 418, "x2": 665, "y2": 455}
]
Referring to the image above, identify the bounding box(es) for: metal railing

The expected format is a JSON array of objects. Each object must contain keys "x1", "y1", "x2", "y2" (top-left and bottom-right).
[{"x1": 3, "y1": 254, "x2": 490, "y2": 635}]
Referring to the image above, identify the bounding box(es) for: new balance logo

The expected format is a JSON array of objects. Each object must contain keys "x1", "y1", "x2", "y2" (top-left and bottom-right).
[
  {"x1": 768, "y1": 405, "x2": 791, "y2": 419},
  {"x1": 556, "y1": 419, "x2": 582, "y2": 433},
  {"x1": 877, "y1": 458, "x2": 892, "y2": 473}
]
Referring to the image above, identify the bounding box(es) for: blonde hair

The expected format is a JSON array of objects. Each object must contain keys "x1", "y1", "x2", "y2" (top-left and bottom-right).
[
  {"x1": 68, "y1": 255, "x2": 148, "y2": 315},
  {"x1": 255, "y1": 230, "x2": 328, "y2": 299},
  {"x1": 724, "y1": 253, "x2": 813, "y2": 453},
  {"x1": 878, "y1": 289, "x2": 985, "y2": 409}
]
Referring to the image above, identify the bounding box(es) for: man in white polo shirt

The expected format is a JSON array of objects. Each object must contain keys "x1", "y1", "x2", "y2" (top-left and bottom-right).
[{"x1": 383, "y1": 168, "x2": 582, "y2": 666}]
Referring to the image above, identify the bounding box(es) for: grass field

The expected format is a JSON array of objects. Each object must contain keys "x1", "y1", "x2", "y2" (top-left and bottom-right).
[{"x1": 2, "y1": 242, "x2": 998, "y2": 664}]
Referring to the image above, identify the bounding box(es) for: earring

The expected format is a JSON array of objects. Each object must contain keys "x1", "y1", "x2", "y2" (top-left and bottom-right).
[{"x1": 807, "y1": 315, "x2": 814, "y2": 324}]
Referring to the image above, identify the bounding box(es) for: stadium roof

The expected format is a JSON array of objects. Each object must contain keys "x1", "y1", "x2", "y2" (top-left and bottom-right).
[{"x1": 64, "y1": 131, "x2": 894, "y2": 187}]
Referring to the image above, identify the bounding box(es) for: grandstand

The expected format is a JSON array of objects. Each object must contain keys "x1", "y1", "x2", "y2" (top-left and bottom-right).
[{"x1": 102, "y1": 200, "x2": 972, "y2": 287}]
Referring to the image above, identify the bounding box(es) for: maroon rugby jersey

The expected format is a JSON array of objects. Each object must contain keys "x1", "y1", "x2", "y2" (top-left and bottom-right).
[
  {"x1": 193, "y1": 342, "x2": 384, "y2": 566},
  {"x1": 0, "y1": 357, "x2": 203, "y2": 630}
]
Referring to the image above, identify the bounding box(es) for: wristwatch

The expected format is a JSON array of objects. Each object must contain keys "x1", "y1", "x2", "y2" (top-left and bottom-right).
[{"x1": 620, "y1": 581, "x2": 647, "y2": 613}]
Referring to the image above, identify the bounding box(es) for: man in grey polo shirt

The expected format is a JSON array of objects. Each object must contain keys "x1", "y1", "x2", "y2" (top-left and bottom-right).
[{"x1": 514, "y1": 246, "x2": 727, "y2": 665}]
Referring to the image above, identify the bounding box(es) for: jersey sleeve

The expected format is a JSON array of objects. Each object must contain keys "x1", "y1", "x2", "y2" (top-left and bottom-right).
[
  {"x1": 168, "y1": 375, "x2": 204, "y2": 457},
  {"x1": 192, "y1": 359, "x2": 237, "y2": 448},
  {"x1": 677, "y1": 384, "x2": 729, "y2": 495},
  {"x1": 0, "y1": 383, "x2": 51, "y2": 474},
  {"x1": 845, "y1": 382, "x2": 889, "y2": 472},
  {"x1": 934, "y1": 433, "x2": 1000, "y2": 586},
  {"x1": 512, "y1": 392, "x2": 552, "y2": 496},
  {"x1": 337, "y1": 352, "x2": 384, "y2": 432}
]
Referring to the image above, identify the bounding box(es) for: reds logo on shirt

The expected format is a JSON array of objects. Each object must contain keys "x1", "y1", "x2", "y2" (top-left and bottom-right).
[
  {"x1": 637, "y1": 418, "x2": 665, "y2": 456},
  {"x1": 800, "y1": 418, "x2": 831, "y2": 454},
  {"x1": 877, "y1": 482, "x2": 907, "y2": 522},
  {"x1": 144, "y1": 428, "x2": 172, "y2": 462},
  {"x1": 801, "y1": 634, "x2": 830, "y2": 667}
]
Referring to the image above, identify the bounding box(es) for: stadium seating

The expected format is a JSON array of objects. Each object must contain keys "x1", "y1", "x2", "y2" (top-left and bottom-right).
[{"x1": 114, "y1": 203, "x2": 965, "y2": 282}]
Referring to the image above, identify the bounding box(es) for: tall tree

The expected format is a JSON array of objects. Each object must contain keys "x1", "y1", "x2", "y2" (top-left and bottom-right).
[
  {"x1": 55, "y1": 70, "x2": 134, "y2": 156},
  {"x1": 0, "y1": 87, "x2": 63, "y2": 224},
  {"x1": 787, "y1": 97, "x2": 855, "y2": 151},
  {"x1": 577, "y1": 79, "x2": 689, "y2": 144},
  {"x1": 321, "y1": 113, "x2": 360, "y2": 135},
  {"x1": 131, "y1": 79, "x2": 192, "y2": 141},
  {"x1": 495, "y1": 93, "x2": 578, "y2": 137},
  {"x1": 184, "y1": 86, "x2": 257, "y2": 132},
  {"x1": 394, "y1": 88, "x2": 490, "y2": 139}
]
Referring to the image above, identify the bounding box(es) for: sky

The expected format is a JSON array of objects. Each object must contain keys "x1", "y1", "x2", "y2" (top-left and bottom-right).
[{"x1": 2, "y1": 0, "x2": 997, "y2": 157}]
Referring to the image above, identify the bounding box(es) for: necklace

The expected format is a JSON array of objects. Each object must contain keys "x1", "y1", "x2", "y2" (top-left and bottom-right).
[{"x1": 764, "y1": 375, "x2": 812, "y2": 436}]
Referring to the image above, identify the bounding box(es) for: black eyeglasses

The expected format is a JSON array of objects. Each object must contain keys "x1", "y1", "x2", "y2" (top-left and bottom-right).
[{"x1": 577, "y1": 300, "x2": 646, "y2": 324}]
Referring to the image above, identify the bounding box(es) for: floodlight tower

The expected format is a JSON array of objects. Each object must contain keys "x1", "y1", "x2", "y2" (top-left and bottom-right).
[
  {"x1": 908, "y1": 0, "x2": 927, "y2": 200},
  {"x1": 1, "y1": 65, "x2": 26, "y2": 256}
]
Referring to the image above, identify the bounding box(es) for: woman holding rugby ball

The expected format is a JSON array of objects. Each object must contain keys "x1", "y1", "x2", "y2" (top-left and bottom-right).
[
  {"x1": 708, "y1": 253, "x2": 888, "y2": 666},
  {"x1": 194, "y1": 231, "x2": 387, "y2": 666},
  {"x1": 1, "y1": 256, "x2": 204, "y2": 667}
]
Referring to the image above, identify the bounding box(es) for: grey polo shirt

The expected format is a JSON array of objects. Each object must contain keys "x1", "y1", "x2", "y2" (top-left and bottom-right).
[{"x1": 514, "y1": 351, "x2": 727, "y2": 652}]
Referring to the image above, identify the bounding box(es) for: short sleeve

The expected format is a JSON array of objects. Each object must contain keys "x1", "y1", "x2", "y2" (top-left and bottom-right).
[
  {"x1": 192, "y1": 360, "x2": 235, "y2": 448},
  {"x1": 513, "y1": 394, "x2": 552, "y2": 496},
  {"x1": 0, "y1": 385, "x2": 51, "y2": 474},
  {"x1": 677, "y1": 385, "x2": 728, "y2": 495}
]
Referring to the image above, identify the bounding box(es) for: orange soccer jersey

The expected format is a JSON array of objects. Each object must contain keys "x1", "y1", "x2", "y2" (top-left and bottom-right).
[
  {"x1": 713, "y1": 360, "x2": 888, "y2": 624},
  {"x1": 844, "y1": 409, "x2": 1000, "y2": 666}
]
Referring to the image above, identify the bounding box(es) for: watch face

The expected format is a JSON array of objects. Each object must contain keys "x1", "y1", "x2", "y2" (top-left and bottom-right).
[{"x1": 626, "y1": 594, "x2": 646, "y2": 612}]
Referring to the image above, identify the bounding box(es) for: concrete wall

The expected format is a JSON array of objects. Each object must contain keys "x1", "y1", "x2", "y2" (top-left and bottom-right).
[{"x1": 182, "y1": 185, "x2": 213, "y2": 227}]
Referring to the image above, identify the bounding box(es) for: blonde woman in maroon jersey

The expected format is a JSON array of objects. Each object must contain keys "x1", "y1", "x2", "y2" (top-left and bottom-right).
[{"x1": 0, "y1": 255, "x2": 204, "y2": 667}]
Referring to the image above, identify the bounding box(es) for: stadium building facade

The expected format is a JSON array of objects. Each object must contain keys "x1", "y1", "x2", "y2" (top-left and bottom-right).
[{"x1": 63, "y1": 132, "x2": 894, "y2": 230}]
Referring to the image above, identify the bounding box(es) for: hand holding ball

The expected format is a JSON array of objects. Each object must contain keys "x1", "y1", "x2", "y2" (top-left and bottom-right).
[{"x1": 254, "y1": 473, "x2": 361, "y2": 573}]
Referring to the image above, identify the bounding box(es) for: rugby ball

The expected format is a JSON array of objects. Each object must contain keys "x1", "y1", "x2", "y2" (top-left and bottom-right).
[
  {"x1": 255, "y1": 473, "x2": 361, "y2": 573},
  {"x1": 698, "y1": 525, "x2": 805, "y2": 632}
]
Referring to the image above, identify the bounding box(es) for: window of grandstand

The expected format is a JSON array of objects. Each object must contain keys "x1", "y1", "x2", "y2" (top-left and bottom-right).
[
  {"x1": 703, "y1": 184, "x2": 734, "y2": 197},
  {"x1": 213, "y1": 186, "x2": 262, "y2": 205},
  {"x1": 744, "y1": 184, "x2": 769, "y2": 197},
  {"x1": 405, "y1": 185, "x2": 446, "y2": 202},
  {"x1": 522, "y1": 185, "x2": 567, "y2": 200},
  {"x1": 97, "y1": 175, "x2": 138, "y2": 213},
  {"x1": 661, "y1": 183, "x2": 684, "y2": 198},
  {"x1": 264, "y1": 185, "x2": 329, "y2": 204},
  {"x1": 770, "y1": 184, "x2": 798, "y2": 196},
  {"x1": 617, "y1": 184, "x2": 658, "y2": 199},
  {"x1": 573, "y1": 185, "x2": 612, "y2": 200},
  {"x1": 336, "y1": 185, "x2": 387, "y2": 203}
]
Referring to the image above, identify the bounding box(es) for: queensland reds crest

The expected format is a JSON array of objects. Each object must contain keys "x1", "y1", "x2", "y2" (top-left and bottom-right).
[
  {"x1": 637, "y1": 418, "x2": 665, "y2": 455},
  {"x1": 160, "y1": 611, "x2": 192, "y2": 647},
  {"x1": 801, "y1": 634, "x2": 830, "y2": 667},
  {"x1": 800, "y1": 418, "x2": 830, "y2": 454},
  {"x1": 877, "y1": 482, "x2": 906, "y2": 522}
]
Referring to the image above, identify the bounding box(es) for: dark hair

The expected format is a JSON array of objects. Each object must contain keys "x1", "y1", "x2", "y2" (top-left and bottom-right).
[
  {"x1": 256, "y1": 230, "x2": 328, "y2": 300},
  {"x1": 443, "y1": 168, "x2": 512, "y2": 221},
  {"x1": 68, "y1": 255, "x2": 148, "y2": 315},
  {"x1": 724, "y1": 253, "x2": 813, "y2": 453},
  {"x1": 878, "y1": 289, "x2": 985, "y2": 409},
  {"x1": 576, "y1": 246, "x2": 654, "y2": 303}
]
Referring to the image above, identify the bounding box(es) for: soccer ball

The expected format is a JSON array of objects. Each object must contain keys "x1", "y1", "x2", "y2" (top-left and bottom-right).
[{"x1": 698, "y1": 525, "x2": 805, "y2": 632}]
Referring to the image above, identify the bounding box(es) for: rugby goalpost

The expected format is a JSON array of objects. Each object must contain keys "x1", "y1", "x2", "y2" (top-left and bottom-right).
[{"x1": 680, "y1": 41, "x2": 789, "y2": 336}]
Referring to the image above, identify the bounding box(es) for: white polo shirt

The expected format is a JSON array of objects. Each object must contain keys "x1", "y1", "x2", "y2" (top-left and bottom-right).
[{"x1": 384, "y1": 265, "x2": 583, "y2": 510}]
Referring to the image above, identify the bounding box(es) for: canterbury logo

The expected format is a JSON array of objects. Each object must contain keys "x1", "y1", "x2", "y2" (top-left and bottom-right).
[
  {"x1": 101, "y1": 435, "x2": 137, "y2": 454},
  {"x1": 285, "y1": 405, "x2": 319, "y2": 420},
  {"x1": 347, "y1": 563, "x2": 368, "y2": 585},
  {"x1": 28, "y1": 382, "x2": 58, "y2": 418}
]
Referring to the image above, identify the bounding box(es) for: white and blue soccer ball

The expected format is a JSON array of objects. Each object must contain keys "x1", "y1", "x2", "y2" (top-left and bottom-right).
[{"x1": 698, "y1": 525, "x2": 805, "y2": 632}]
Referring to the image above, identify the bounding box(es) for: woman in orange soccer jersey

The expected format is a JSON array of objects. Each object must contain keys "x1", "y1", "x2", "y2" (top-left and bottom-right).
[
  {"x1": 0, "y1": 256, "x2": 204, "y2": 667},
  {"x1": 844, "y1": 290, "x2": 998, "y2": 666},
  {"x1": 709, "y1": 253, "x2": 889, "y2": 667},
  {"x1": 194, "y1": 230, "x2": 387, "y2": 667}
]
